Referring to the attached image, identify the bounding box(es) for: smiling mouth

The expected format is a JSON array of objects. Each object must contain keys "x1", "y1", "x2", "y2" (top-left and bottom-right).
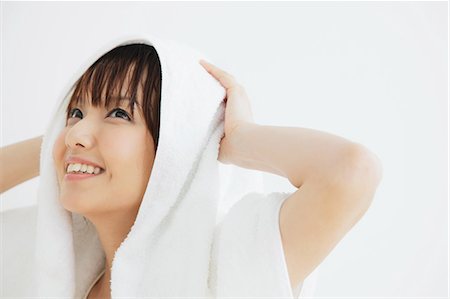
[
  {"x1": 65, "y1": 163, "x2": 105, "y2": 174},
  {"x1": 64, "y1": 169, "x2": 105, "y2": 181}
]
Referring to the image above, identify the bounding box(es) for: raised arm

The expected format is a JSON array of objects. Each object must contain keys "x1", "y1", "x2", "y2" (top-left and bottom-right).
[
  {"x1": 199, "y1": 60, "x2": 383, "y2": 291},
  {"x1": 0, "y1": 135, "x2": 42, "y2": 194}
]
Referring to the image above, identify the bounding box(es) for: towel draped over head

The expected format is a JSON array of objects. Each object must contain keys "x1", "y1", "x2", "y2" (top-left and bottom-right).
[{"x1": 2, "y1": 34, "x2": 320, "y2": 298}]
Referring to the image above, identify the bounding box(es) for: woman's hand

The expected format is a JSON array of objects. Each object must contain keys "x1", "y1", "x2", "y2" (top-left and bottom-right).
[{"x1": 199, "y1": 59, "x2": 255, "y2": 164}]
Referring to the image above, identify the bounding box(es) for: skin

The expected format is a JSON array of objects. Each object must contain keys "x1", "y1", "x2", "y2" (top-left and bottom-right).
[
  {"x1": 0, "y1": 59, "x2": 381, "y2": 297},
  {"x1": 52, "y1": 67, "x2": 155, "y2": 298},
  {"x1": 0, "y1": 136, "x2": 41, "y2": 194}
]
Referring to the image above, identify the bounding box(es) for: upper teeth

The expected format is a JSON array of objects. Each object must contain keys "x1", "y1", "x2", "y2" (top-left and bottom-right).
[{"x1": 66, "y1": 163, "x2": 102, "y2": 174}]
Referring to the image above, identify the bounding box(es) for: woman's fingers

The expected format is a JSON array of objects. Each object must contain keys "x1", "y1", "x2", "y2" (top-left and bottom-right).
[{"x1": 199, "y1": 59, "x2": 238, "y2": 90}]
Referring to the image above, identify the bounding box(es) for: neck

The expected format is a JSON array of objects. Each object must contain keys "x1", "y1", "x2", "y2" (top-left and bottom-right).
[{"x1": 85, "y1": 206, "x2": 140, "y2": 296}]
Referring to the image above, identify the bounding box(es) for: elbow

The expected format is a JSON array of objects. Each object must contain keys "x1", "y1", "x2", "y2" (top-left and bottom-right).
[
  {"x1": 333, "y1": 143, "x2": 384, "y2": 199},
  {"x1": 345, "y1": 143, "x2": 383, "y2": 183}
]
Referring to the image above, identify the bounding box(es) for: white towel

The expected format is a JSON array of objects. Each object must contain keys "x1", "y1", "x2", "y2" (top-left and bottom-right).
[{"x1": 2, "y1": 34, "x2": 320, "y2": 298}]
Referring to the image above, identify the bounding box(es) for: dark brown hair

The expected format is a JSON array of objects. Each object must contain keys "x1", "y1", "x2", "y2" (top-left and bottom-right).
[{"x1": 66, "y1": 43, "x2": 162, "y2": 150}]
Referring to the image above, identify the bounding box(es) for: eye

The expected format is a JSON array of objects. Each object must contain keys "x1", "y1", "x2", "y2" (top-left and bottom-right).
[
  {"x1": 68, "y1": 108, "x2": 82, "y2": 119},
  {"x1": 109, "y1": 108, "x2": 131, "y2": 121},
  {"x1": 66, "y1": 107, "x2": 132, "y2": 123}
]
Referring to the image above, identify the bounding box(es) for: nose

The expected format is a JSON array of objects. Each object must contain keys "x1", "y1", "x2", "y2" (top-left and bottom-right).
[{"x1": 65, "y1": 118, "x2": 96, "y2": 150}]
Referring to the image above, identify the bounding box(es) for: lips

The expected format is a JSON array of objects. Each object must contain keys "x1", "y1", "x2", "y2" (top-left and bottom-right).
[{"x1": 64, "y1": 171, "x2": 104, "y2": 181}]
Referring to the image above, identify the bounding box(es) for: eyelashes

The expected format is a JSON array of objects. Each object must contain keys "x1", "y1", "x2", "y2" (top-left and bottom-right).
[
  {"x1": 67, "y1": 107, "x2": 132, "y2": 122},
  {"x1": 67, "y1": 108, "x2": 83, "y2": 120}
]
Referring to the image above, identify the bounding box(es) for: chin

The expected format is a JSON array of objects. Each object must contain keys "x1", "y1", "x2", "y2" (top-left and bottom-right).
[{"x1": 58, "y1": 192, "x2": 96, "y2": 215}]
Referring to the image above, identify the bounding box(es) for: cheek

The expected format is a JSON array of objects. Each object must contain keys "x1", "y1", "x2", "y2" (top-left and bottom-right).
[
  {"x1": 108, "y1": 132, "x2": 154, "y2": 188},
  {"x1": 137, "y1": 136, "x2": 156, "y2": 189},
  {"x1": 101, "y1": 132, "x2": 140, "y2": 186},
  {"x1": 106, "y1": 139, "x2": 140, "y2": 173}
]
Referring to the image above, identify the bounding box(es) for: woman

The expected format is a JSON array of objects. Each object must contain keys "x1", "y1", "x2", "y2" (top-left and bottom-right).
[{"x1": 1, "y1": 37, "x2": 382, "y2": 298}]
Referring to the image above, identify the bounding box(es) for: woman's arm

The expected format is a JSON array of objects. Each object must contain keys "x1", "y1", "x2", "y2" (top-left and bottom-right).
[
  {"x1": 0, "y1": 135, "x2": 42, "y2": 194},
  {"x1": 198, "y1": 59, "x2": 382, "y2": 187},
  {"x1": 227, "y1": 122, "x2": 383, "y2": 287},
  {"x1": 226, "y1": 123, "x2": 383, "y2": 188},
  {"x1": 199, "y1": 59, "x2": 383, "y2": 288}
]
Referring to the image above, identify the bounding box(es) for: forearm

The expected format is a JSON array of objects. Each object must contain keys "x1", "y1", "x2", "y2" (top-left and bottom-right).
[
  {"x1": 226, "y1": 123, "x2": 378, "y2": 188},
  {"x1": 0, "y1": 135, "x2": 42, "y2": 194}
]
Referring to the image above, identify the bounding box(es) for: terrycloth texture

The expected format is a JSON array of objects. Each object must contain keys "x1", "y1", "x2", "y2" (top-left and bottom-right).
[
  {"x1": 1, "y1": 191, "x2": 321, "y2": 298},
  {"x1": 2, "y1": 34, "x2": 320, "y2": 298},
  {"x1": 210, "y1": 190, "x2": 320, "y2": 298}
]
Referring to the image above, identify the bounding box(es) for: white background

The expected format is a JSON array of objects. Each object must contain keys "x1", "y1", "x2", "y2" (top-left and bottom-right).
[{"x1": 1, "y1": 1, "x2": 448, "y2": 298}]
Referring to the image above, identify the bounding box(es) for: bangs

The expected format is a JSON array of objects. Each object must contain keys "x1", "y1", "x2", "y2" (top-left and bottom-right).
[
  {"x1": 64, "y1": 43, "x2": 162, "y2": 149},
  {"x1": 66, "y1": 61, "x2": 143, "y2": 119},
  {"x1": 66, "y1": 44, "x2": 157, "y2": 119}
]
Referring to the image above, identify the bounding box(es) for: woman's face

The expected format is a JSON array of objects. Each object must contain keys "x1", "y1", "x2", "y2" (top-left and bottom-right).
[{"x1": 52, "y1": 89, "x2": 155, "y2": 217}]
